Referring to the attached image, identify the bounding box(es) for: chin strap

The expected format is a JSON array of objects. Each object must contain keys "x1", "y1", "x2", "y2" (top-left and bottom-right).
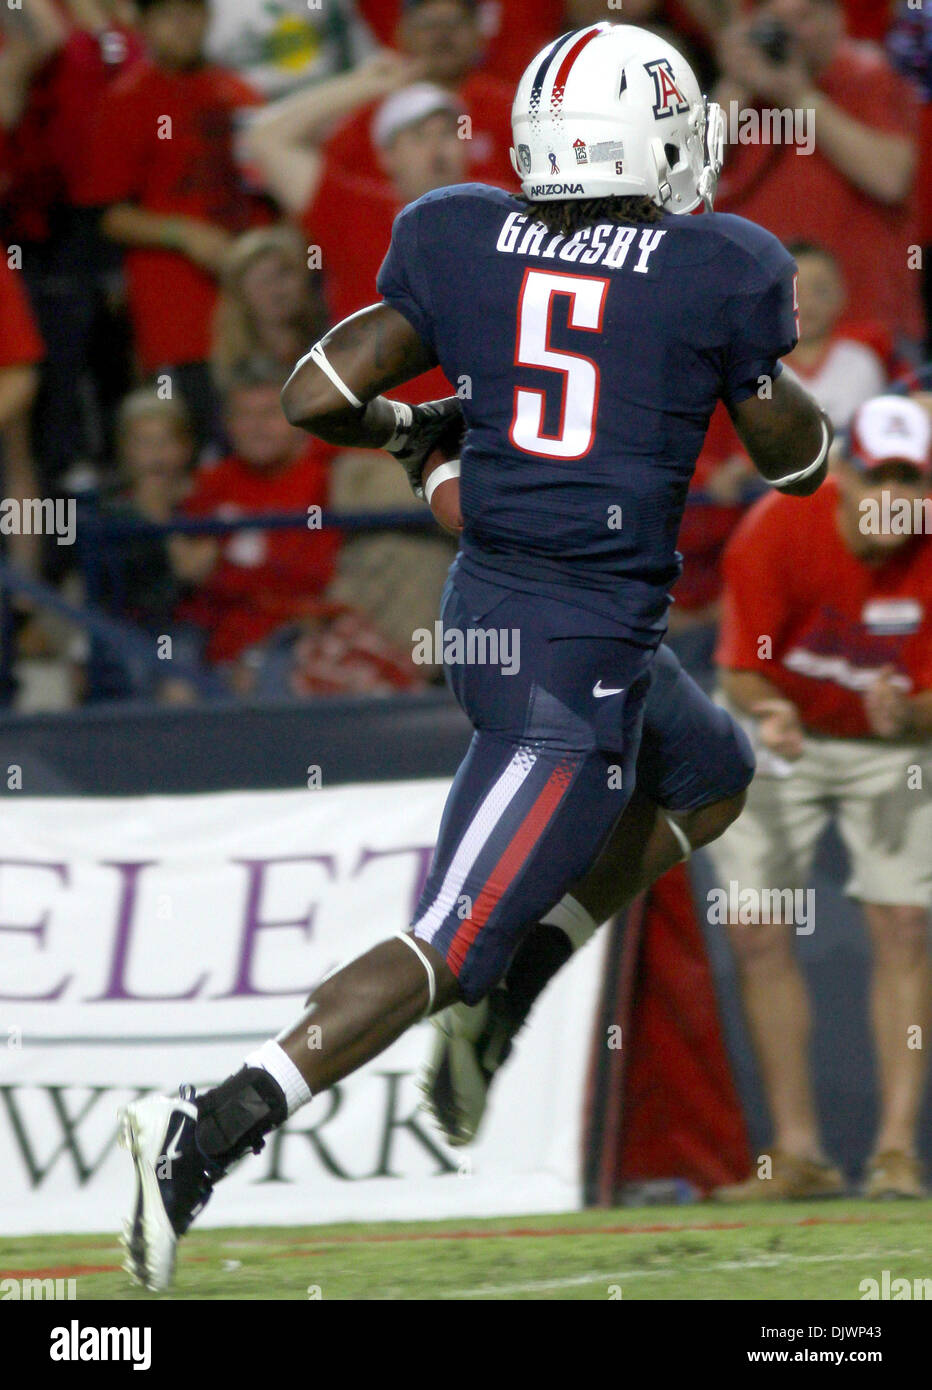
[{"x1": 651, "y1": 138, "x2": 674, "y2": 207}]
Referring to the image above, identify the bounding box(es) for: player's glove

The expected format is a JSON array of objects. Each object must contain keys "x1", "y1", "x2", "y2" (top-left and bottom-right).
[{"x1": 383, "y1": 396, "x2": 465, "y2": 499}]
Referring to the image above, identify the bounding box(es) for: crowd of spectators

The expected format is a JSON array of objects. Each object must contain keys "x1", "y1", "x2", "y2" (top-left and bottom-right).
[{"x1": 0, "y1": 0, "x2": 929, "y2": 707}]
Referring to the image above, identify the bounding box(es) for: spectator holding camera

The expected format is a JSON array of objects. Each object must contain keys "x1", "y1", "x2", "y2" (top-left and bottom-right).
[
  {"x1": 243, "y1": 77, "x2": 461, "y2": 656},
  {"x1": 709, "y1": 394, "x2": 932, "y2": 1200},
  {"x1": 714, "y1": 0, "x2": 921, "y2": 348}
]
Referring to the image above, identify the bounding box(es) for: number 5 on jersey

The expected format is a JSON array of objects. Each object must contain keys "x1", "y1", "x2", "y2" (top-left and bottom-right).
[{"x1": 509, "y1": 268, "x2": 609, "y2": 459}]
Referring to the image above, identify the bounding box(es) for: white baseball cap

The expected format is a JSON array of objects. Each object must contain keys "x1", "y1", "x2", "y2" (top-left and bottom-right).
[
  {"x1": 371, "y1": 83, "x2": 459, "y2": 151},
  {"x1": 848, "y1": 395, "x2": 932, "y2": 474}
]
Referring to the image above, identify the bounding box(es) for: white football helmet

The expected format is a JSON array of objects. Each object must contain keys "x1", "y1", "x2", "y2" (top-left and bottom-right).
[{"x1": 510, "y1": 22, "x2": 725, "y2": 213}]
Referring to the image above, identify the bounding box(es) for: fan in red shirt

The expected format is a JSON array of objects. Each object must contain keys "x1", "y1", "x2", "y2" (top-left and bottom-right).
[
  {"x1": 0, "y1": 5, "x2": 144, "y2": 491},
  {"x1": 712, "y1": 0, "x2": 921, "y2": 346},
  {"x1": 0, "y1": 0, "x2": 66, "y2": 247},
  {"x1": 245, "y1": 80, "x2": 476, "y2": 404},
  {"x1": 81, "y1": 0, "x2": 265, "y2": 377},
  {"x1": 0, "y1": 1, "x2": 145, "y2": 226},
  {"x1": 321, "y1": 1, "x2": 514, "y2": 193},
  {"x1": 49, "y1": 11, "x2": 146, "y2": 207},
  {"x1": 717, "y1": 395, "x2": 932, "y2": 741},
  {"x1": 178, "y1": 363, "x2": 341, "y2": 665},
  {"x1": 711, "y1": 391, "x2": 932, "y2": 1203}
]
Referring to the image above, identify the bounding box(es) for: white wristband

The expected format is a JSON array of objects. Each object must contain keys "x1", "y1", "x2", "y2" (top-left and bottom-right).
[
  {"x1": 540, "y1": 893, "x2": 598, "y2": 951},
  {"x1": 423, "y1": 458, "x2": 461, "y2": 505}
]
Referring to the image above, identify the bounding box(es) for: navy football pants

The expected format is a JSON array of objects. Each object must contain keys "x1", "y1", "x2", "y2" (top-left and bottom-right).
[{"x1": 411, "y1": 567, "x2": 657, "y2": 1004}]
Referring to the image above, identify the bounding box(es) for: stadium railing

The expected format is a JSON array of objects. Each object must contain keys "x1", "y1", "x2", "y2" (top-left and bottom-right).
[
  {"x1": 0, "y1": 486, "x2": 758, "y2": 709},
  {"x1": 0, "y1": 502, "x2": 442, "y2": 705}
]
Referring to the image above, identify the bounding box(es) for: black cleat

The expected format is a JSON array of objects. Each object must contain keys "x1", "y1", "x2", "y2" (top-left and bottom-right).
[{"x1": 118, "y1": 1085, "x2": 220, "y2": 1291}]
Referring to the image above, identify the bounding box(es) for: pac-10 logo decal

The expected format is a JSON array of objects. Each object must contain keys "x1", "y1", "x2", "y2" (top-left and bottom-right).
[{"x1": 644, "y1": 57, "x2": 690, "y2": 119}]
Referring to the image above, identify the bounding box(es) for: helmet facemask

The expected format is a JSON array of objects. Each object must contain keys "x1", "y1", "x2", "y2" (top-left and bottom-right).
[{"x1": 695, "y1": 99, "x2": 726, "y2": 212}]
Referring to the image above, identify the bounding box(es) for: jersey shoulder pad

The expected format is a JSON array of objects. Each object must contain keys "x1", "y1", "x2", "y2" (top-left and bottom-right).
[
  {"x1": 397, "y1": 182, "x2": 523, "y2": 230},
  {"x1": 702, "y1": 212, "x2": 795, "y2": 282}
]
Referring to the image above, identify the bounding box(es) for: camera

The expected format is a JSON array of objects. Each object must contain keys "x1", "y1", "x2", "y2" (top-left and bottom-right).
[{"x1": 749, "y1": 18, "x2": 791, "y2": 66}]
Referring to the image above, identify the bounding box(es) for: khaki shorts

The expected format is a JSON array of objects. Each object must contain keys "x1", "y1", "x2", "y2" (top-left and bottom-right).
[{"x1": 705, "y1": 707, "x2": 932, "y2": 909}]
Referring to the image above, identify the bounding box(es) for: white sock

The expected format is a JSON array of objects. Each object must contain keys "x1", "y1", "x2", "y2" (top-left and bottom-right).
[
  {"x1": 541, "y1": 893, "x2": 598, "y2": 951},
  {"x1": 244, "y1": 1039, "x2": 312, "y2": 1117},
  {"x1": 540, "y1": 820, "x2": 690, "y2": 962}
]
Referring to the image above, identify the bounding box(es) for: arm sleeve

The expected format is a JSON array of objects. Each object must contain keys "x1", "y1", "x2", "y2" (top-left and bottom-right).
[
  {"x1": 720, "y1": 237, "x2": 799, "y2": 406},
  {"x1": 376, "y1": 201, "x2": 437, "y2": 354},
  {"x1": 714, "y1": 495, "x2": 795, "y2": 671}
]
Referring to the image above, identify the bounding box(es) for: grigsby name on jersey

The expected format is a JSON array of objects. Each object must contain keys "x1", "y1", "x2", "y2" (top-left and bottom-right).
[
  {"x1": 377, "y1": 182, "x2": 798, "y2": 639},
  {"x1": 496, "y1": 211, "x2": 668, "y2": 274}
]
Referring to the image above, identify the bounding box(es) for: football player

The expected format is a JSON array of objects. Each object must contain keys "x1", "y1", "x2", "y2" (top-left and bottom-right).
[
  {"x1": 118, "y1": 22, "x2": 831, "y2": 1290},
  {"x1": 417, "y1": 641, "x2": 753, "y2": 1148}
]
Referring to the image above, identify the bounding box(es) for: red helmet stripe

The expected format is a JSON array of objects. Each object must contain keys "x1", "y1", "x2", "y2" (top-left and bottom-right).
[{"x1": 550, "y1": 26, "x2": 602, "y2": 112}]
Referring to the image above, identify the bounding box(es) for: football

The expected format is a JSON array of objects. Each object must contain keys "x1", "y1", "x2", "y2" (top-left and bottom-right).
[{"x1": 421, "y1": 448, "x2": 463, "y2": 535}]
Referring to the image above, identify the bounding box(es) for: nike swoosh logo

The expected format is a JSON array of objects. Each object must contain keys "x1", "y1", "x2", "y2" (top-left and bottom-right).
[
  {"x1": 164, "y1": 1115, "x2": 186, "y2": 1167},
  {"x1": 593, "y1": 681, "x2": 625, "y2": 698}
]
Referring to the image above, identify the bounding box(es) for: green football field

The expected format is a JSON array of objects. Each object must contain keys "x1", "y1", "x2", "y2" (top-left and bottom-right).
[{"x1": 2, "y1": 1200, "x2": 931, "y2": 1300}]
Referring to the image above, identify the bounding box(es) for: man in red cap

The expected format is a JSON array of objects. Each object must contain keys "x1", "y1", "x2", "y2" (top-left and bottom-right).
[{"x1": 710, "y1": 393, "x2": 932, "y2": 1200}]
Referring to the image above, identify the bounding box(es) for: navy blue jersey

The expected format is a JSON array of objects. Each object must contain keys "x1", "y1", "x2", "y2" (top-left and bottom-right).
[{"x1": 377, "y1": 183, "x2": 798, "y2": 641}]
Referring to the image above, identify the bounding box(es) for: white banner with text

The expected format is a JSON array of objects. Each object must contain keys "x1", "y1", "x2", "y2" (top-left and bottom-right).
[{"x1": 0, "y1": 783, "x2": 605, "y2": 1234}]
